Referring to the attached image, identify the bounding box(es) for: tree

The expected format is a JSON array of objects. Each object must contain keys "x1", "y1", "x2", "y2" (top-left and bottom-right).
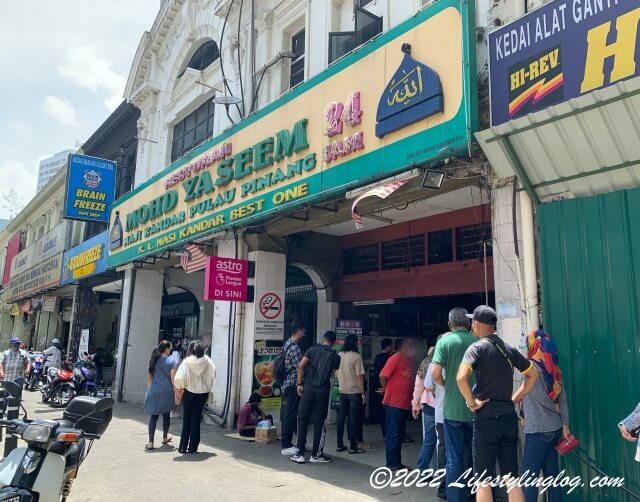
[{"x1": 1, "y1": 188, "x2": 25, "y2": 220}]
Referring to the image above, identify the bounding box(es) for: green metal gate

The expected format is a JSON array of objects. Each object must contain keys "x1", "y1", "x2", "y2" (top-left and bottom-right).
[{"x1": 539, "y1": 188, "x2": 640, "y2": 501}]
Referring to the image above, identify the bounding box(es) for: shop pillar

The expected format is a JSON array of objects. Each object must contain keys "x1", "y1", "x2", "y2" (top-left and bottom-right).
[{"x1": 117, "y1": 268, "x2": 163, "y2": 403}]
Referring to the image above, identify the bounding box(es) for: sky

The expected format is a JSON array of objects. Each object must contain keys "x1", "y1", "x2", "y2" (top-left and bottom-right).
[{"x1": 0, "y1": 1, "x2": 160, "y2": 219}]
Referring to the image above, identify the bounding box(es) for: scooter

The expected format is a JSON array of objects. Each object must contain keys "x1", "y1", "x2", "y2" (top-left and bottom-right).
[
  {"x1": 41, "y1": 362, "x2": 74, "y2": 408},
  {"x1": 72, "y1": 360, "x2": 97, "y2": 398},
  {"x1": 25, "y1": 353, "x2": 47, "y2": 392},
  {"x1": 0, "y1": 381, "x2": 113, "y2": 502}
]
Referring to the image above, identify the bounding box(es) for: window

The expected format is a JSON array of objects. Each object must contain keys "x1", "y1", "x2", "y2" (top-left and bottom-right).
[
  {"x1": 343, "y1": 244, "x2": 379, "y2": 275},
  {"x1": 381, "y1": 235, "x2": 425, "y2": 270},
  {"x1": 328, "y1": 7, "x2": 382, "y2": 64},
  {"x1": 290, "y1": 29, "x2": 305, "y2": 88},
  {"x1": 455, "y1": 223, "x2": 492, "y2": 261},
  {"x1": 171, "y1": 101, "x2": 215, "y2": 162},
  {"x1": 177, "y1": 40, "x2": 219, "y2": 78},
  {"x1": 428, "y1": 229, "x2": 453, "y2": 264}
]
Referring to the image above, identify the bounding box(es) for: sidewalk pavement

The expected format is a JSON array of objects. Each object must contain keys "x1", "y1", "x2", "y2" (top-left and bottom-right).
[{"x1": 16, "y1": 391, "x2": 441, "y2": 502}]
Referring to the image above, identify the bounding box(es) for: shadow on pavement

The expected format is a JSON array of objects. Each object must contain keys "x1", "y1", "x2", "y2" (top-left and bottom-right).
[{"x1": 173, "y1": 452, "x2": 217, "y2": 462}]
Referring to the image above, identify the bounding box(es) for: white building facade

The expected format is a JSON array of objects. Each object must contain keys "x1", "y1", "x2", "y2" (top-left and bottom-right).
[
  {"x1": 36, "y1": 149, "x2": 75, "y2": 192},
  {"x1": 113, "y1": 0, "x2": 541, "y2": 430}
]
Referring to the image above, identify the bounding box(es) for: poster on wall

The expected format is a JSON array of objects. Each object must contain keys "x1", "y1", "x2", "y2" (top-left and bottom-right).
[
  {"x1": 65, "y1": 154, "x2": 116, "y2": 223},
  {"x1": 330, "y1": 319, "x2": 364, "y2": 409},
  {"x1": 252, "y1": 340, "x2": 282, "y2": 411},
  {"x1": 255, "y1": 290, "x2": 285, "y2": 339},
  {"x1": 204, "y1": 256, "x2": 249, "y2": 302},
  {"x1": 78, "y1": 328, "x2": 90, "y2": 358}
]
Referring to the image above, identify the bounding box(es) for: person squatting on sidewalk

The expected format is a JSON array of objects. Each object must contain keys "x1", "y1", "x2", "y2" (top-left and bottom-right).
[{"x1": 291, "y1": 330, "x2": 341, "y2": 464}]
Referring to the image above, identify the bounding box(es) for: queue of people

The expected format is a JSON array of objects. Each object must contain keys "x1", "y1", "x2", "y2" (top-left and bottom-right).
[{"x1": 144, "y1": 340, "x2": 215, "y2": 454}]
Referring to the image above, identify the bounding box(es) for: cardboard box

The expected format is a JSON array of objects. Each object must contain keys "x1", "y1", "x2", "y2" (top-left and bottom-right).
[{"x1": 255, "y1": 427, "x2": 277, "y2": 444}]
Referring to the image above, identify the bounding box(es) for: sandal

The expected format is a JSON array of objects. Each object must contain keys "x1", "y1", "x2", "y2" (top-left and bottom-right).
[
  {"x1": 161, "y1": 434, "x2": 173, "y2": 444},
  {"x1": 145, "y1": 443, "x2": 154, "y2": 450}
]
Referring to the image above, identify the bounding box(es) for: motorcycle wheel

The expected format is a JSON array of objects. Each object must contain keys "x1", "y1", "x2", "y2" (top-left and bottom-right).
[{"x1": 51, "y1": 384, "x2": 75, "y2": 408}]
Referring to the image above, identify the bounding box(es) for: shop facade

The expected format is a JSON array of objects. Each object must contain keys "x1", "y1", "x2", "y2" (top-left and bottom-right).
[
  {"x1": 112, "y1": 0, "x2": 488, "y2": 431},
  {"x1": 477, "y1": 1, "x2": 640, "y2": 499},
  {"x1": 0, "y1": 170, "x2": 83, "y2": 351}
]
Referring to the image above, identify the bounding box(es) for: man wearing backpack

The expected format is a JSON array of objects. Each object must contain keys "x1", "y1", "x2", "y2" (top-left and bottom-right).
[
  {"x1": 280, "y1": 321, "x2": 306, "y2": 456},
  {"x1": 291, "y1": 331, "x2": 341, "y2": 464}
]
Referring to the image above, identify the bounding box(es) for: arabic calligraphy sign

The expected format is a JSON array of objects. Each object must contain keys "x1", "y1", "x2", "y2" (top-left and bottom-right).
[
  {"x1": 108, "y1": 0, "x2": 476, "y2": 267},
  {"x1": 376, "y1": 43, "x2": 444, "y2": 137}
]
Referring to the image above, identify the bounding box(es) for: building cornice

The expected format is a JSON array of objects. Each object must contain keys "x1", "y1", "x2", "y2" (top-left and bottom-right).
[{"x1": 124, "y1": 0, "x2": 186, "y2": 103}]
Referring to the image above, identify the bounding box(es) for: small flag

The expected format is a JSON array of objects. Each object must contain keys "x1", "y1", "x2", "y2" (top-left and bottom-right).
[
  {"x1": 351, "y1": 180, "x2": 407, "y2": 229},
  {"x1": 180, "y1": 244, "x2": 207, "y2": 273}
]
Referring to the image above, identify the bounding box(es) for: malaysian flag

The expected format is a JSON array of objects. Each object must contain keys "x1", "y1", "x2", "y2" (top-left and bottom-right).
[
  {"x1": 351, "y1": 180, "x2": 408, "y2": 229},
  {"x1": 180, "y1": 244, "x2": 207, "y2": 273}
]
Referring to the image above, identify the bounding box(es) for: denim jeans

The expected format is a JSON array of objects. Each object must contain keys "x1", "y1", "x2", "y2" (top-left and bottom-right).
[
  {"x1": 337, "y1": 393, "x2": 362, "y2": 450},
  {"x1": 384, "y1": 405, "x2": 409, "y2": 469},
  {"x1": 417, "y1": 404, "x2": 437, "y2": 472},
  {"x1": 444, "y1": 419, "x2": 473, "y2": 502},
  {"x1": 436, "y1": 422, "x2": 447, "y2": 498},
  {"x1": 523, "y1": 428, "x2": 563, "y2": 502}
]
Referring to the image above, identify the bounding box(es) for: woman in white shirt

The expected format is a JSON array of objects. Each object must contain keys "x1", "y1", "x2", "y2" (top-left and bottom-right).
[{"x1": 174, "y1": 341, "x2": 216, "y2": 454}]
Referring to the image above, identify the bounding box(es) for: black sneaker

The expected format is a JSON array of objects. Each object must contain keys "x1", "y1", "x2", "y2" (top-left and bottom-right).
[
  {"x1": 335, "y1": 445, "x2": 347, "y2": 452},
  {"x1": 309, "y1": 454, "x2": 332, "y2": 463},
  {"x1": 291, "y1": 454, "x2": 306, "y2": 464}
]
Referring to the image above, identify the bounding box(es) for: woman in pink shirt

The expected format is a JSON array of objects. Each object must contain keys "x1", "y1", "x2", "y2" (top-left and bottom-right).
[{"x1": 412, "y1": 347, "x2": 437, "y2": 473}]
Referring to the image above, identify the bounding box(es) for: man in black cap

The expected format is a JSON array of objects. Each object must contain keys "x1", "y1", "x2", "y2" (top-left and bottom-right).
[{"x1": 456, "y1": 306, "x2": 538, "y2": 502}]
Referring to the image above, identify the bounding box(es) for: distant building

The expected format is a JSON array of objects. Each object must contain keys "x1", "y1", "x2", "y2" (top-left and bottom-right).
[
  {"x1": 36, "y1": 149, "x2": 74, "y2": 191},
  {"x1": 0, "y1": 219, "x2": 7, "y2": 232}
]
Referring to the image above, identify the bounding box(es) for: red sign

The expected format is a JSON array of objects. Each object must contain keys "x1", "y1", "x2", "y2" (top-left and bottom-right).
[
  {"x1": 259, "y1": 292, "x2": 282, "y2": 320},
  {"x1": 204, "y1": 256, "x2": 249, "y2": 302},
  {"x1": 3, "y1": 232, "x2": 21, "y2": 286}
]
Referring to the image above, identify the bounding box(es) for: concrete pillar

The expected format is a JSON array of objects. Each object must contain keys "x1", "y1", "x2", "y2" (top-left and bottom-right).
[{"x1": 120, "y1": 269, "x2": 163, "y2": 402}]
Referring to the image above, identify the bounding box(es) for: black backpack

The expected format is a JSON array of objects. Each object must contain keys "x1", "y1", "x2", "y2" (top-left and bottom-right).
[{"x1": 272, "y1": 342, "x2": 294, "y2": 384}]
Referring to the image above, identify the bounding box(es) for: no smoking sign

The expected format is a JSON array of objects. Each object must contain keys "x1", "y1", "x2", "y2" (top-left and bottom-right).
[{"x1": 259, "y1": 292, "x2": 282, "y2": 320}]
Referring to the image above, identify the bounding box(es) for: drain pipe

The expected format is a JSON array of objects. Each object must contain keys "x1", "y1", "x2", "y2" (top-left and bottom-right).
[
  {"x1": 226, "y1": 230, "x2": 247, "y2": 428},
  {"x1": 520, "y1": 191, "x2": 540, "y2": 333}
]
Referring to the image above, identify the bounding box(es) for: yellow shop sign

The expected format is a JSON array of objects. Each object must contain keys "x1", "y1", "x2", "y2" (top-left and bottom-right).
[{"x1": 108, "y1": 0, "x2": 477, "y2": 267}]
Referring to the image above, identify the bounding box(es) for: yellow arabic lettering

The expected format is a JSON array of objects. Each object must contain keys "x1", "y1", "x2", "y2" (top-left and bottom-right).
[{"x1": 386, "y1": 66, "x2": 424, "y2": 107}]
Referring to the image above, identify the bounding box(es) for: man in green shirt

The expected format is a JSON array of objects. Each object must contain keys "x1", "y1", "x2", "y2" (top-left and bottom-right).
[{"x1": 432, "y1": 308, "x2": 476, "y2": 502}]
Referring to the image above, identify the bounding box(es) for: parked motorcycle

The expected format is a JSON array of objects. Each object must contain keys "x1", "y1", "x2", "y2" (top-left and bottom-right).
[
  {"x1": 41, "y1": 361, "x2": 75, "y2": 408},
  {"x1": 25, "y1": 353, "x2": 48, "y2": 392},
  {"x1": 72, "y1": 360, "x2": 97, "y2": 397},
  {"x1": 0, "y1": 381, "x2": 113, "y2": 502}
]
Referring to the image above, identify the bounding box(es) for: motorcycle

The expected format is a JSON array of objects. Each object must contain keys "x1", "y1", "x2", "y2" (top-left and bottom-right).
[
  {"x1": 72, "y1": 360, "x2": 97, "y2": 398},
  {"x1": 0, "y1": 381, "x2": 113, "y2": 502},
  {"x1": 25, "y1": 353, "x2": 48, "y2": 392},
  {"x1": 41, "y1": 361, "x2": 75, "y2": 408}
]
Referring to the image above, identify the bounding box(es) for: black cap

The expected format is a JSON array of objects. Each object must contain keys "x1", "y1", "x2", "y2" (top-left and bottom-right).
[{"x1": 466, "y1": 306, "x2": 497, "y2": 326}]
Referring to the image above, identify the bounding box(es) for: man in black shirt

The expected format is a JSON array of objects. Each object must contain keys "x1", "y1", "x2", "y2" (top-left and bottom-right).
[
  {"x1": 456, "y1": 306, "x2": 538, "y2": 502},
  {"x1": 291, "y1": 331, "x2": 341, "y2": 464},
  {"x1": 373, "y1": 338, "x2": 394, "y2": 438}
]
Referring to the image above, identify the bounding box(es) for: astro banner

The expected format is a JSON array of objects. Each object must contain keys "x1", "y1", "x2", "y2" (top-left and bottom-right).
[
  {"x1": 65, "y1": 154, "x2": 116, "y2": 223},
  {"x1": 60, "y1": 230, "x2": 108, "y2": 286},
  {"x1": 107, "y1": 0, "x2": 477, "y2": 267},
  {"x1": 489, "y1": 0, "x2": 640, "y2": 126}
]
